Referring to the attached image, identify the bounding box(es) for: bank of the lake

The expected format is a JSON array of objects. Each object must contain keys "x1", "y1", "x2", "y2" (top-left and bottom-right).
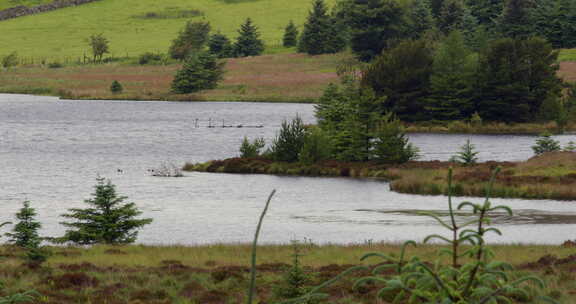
[
  {"x1": 184, "y1": 152, "x2": 576, "y2": 200},
  {"x1": 0, "y1": 53, "x2": 344, "y2": 103},
  {"x1": 2, "y1": 243, "x2": 576, "y2": 303}
]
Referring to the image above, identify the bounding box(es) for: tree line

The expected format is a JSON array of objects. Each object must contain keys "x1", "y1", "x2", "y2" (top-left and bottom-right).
[{"x1": 298, "y1": 0, "x2": 575, "y2": 124}]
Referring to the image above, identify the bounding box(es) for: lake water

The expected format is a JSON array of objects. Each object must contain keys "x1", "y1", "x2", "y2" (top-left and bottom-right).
[{"x1": 1, "y1": 94, "x2": 575, "y2": 245}]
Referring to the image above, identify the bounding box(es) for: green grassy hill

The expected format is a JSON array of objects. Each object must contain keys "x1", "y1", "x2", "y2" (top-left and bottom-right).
[
  {"x1": 0, "y1": 0, "x2": 338, "y2": 59},
  {"x1": 0, "y1": 0, "x2": 52, "y2": 10}
]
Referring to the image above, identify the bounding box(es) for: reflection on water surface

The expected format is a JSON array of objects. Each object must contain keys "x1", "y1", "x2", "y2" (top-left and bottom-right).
[{"x1": 1, "y1": 94, "x2": 575, "y2": 244}]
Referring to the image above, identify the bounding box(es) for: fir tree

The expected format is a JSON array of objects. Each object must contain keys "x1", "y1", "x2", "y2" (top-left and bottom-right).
[
  {"x1": 172, "y1": 51, "x2": 225, "y2": 94},
  {"x1": 270, "y1": 116, "x2": 307, "y2": 162},
  {"x1": 532, "y1": 132, "x2": 561, "y2": 155},
  {"x1": 361, "y1": 39, "x2": 434, "y2": 121},
  {"x1": 208, "y1": 32, "x2": 233, "y2": 58},
  {"x1": 451, "y1": 139, "x2": 479, "y2": 165},
  {"x1": 425, "y1": 31, "x2": 476, "y2": 120},
  {"x1": 169, "y1": 21, "x2": 211, "y2": 60},
  {"x1": 6, "y1": 201, "x2": 41, "y2": 248},
  {"x1": 475, "y1": 37, "x2": 562, "y2": 122},
  {"x1": 496, "y1": 0, "x2": 535, "y2": 38},
  {"x1": 372, "y1": 113, "x2": 419, "y2": 163},
  {"x1": 283, "y1": 20, "x2": 299, "y2": 47},
  {"x1": 298, "y1": 0, "x2": 346, "y2": 55},
  {"x1": 532, "y1": 0, "x2": 576, "y2": 48},
  {"x1": 59, "y1": 178, "x2": 153, "y2": 245},
  {"x1": 429, "y1": 0, "x2": 446, "y2": 19},
  {"x1": 110, "y1": 80, "x2": 123, "y2": 94},
  {"x1": 437, "y1": 0, "x2": 466, "y2": 35},
  {"x1": 408, "y1": 0, "x2": 435, "y2": 39},
  {"x1": 465, "y1": 0, "x2": 505, "y2": 26},
  {"x1": 345, "y1": 0, "x2": 408, "y2": 62},
  {"x1": 233, "y1": 18, "x2": 265, "y2": 57}
]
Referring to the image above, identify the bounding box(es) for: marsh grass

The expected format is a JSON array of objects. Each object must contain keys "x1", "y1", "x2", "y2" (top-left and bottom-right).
[
  {"x1": 0, "y1": 243, "x2": 574, "y2": 303},
  {"x1": 0, "y1": 52, "x2": 344, "y2": 102}
]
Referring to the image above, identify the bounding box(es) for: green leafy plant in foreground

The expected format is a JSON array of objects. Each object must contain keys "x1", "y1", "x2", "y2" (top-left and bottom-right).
[
  {"x1": 0, "y1": 290, "x2": 39, "y2": 304},
  {"x1": 247, "y1": 189, "x2": 276, "y2": 304},
  {"x1": 283, "y1": 168, "x2": 557, "y2": 304}
]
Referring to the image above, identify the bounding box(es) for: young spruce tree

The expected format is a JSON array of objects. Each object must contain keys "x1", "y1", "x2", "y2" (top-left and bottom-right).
[
  {"x1": 6, "y1": 201, "x2": 41, "y2": 248},
  {"x1": 298, "y1": 0, "x2": 346, "y2": 55},
  {"x1": 60, "y1": 178, "x2": 152, "y2": 245},
  {"x1": 208, "y1": 32, "x2": 234, "y2": 58},
  {"x1": 169, "y1": 21, "x2": 211, "y2": 60},
  {"x1": 283, "y1": 20, "x2": 299, "y2": 47},
  {"x1": 234, "y1": 18, "x2": 265, "y2": 57},
  {"x1": 496, "y1": 0, "x2": 535, "y2": 38},
  {"x1": 172, "y1": 51, "x2": 225, "y2": 94}
]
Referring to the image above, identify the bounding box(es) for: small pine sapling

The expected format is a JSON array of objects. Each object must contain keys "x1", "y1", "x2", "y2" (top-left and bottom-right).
[
  {"x1": 532, "y1": 132, "x2": 561, "y2": 155},
  {"x1": 563, "y1": 141, "x2": 576, "y2": 152},
  {"x1": 5, "y1": 201, "x2": 48, "y2": 268},
  {"x1": 451, "y1": 139, "x2": 479, "y2": 165},
  {"x1": 6, "y1": 201, "x2": 41, "y2": 248},
  {"x1": 110, "y1": 80, "x2": 123, "y2": 94},
  {"x1": 273, "y1": 241, "x2": 313, "y2": 301},
  {"x1": 283, "y1": 20, "x2": 299, "y2": 48},
  {"x1": 239, "y1": 137, "x2": 265, "y2": 158},
  {"x1": 59, "y1": 178, "x2": 152, "y2": 245}
]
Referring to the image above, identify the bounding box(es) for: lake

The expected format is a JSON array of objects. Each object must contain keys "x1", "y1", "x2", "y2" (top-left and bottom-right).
[{"x1": 1, "y1": 94, "x2": 575, "y2": 245}]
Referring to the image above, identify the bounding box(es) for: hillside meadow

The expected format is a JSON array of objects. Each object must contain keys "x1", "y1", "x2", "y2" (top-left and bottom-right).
[
  {"x1": 0, "y1": 52, "x2": 345, "y2": 101},
  {"x1": 0, "y1": 0, "x2": 343, "y2": 59},
  {"x1": 0, "y1": 0, "x2": 52, "y2": 10},
  {"x1": 1, "y1": 53, "x2": 576, "y2": 103}
]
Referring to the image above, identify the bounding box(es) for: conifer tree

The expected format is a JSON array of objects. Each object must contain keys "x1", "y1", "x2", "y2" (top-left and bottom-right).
[
  {"x1": 475, "y1": 37, "x2": 562, "y2": 122},
  {"x1": 283, "y1": 20, "x2": 299, "y2": 47},
  {"x1": 465, "y1": 0, "x2": 504, "y2": 27},
  {"x1": 429, "y1": 0, "x2": 446, "y2": 19},
  {"x1": 233, "y1": 18, "x2": 265, "y2": 57},
  {"x1": 172, "y1": 51, "x2": 225, "y2": 94},
  {"x1": 425, "y1": 31, "x2": 476, "y2": 120},
  {"x1": 346, "y1": 0, "x2": 407, "y2": 62},
  {"x1": 60, "y1": 178, "x2": 152, "y2": 245},
  {"x1": 298, "y1": 0, "x2": 346, "y2": 55},
  {"x1": 496, "y1": 0, "x2": 535, "y2": 38},
  {"x1": 208, "y1": 32, "x2": 233, "y2": 58},
  {"x1": 532, "y1": 0, "x2": 576, "y2": 48},
  {"x1": 169, "y1": 21, "x2": 211, "y2": 60},
  {"x1": 372, "y1": 113, "x2": 419, "y2": 163},
  {"x1": 408, "y1": 0, "x2": 435, "y2": 39},
  {"x1": 6, "y1": 201, "x2": 41, "y2": 248},
  {"x1": 361, "y1": 39, "x2": 434, "y2": 121},
  {"x1": 437, "y1": 0, "x2": 466, "y2": 34}
]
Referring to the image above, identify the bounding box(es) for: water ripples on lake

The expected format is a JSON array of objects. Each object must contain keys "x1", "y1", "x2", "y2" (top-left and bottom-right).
[{"x1": 1, "y1": 94, "x2": 575, "y2": 245}]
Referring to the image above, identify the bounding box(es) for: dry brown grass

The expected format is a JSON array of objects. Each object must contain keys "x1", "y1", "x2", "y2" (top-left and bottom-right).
[{"x1": 0, "y1": 52, "x2": 346, "y2": 102}]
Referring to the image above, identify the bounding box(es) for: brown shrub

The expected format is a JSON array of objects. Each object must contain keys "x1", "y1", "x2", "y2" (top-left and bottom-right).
[
  {"x1": 52, "y1": 272, "x2": 99, "y2": 289},
  {"x1": 198, "y1": 290, "x2": 228, "y2": 304}
]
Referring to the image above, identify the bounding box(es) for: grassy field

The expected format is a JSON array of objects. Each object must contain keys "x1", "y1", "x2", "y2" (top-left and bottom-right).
[
  {"x1": 1, "y1": 55, "x2": 576, "y2": 103},
  {"x1": 1, "y1": 243, "x2": 575, "y2": 303},
  {"x1": 0, "y1": 0, "x2": 52, "y2": 10},
  {"x1": 0, "y1": 52, "x2": 345, "y2": 101},
  {"x1": 0, "y1": 0, "x2": 340, "y2": 59}
]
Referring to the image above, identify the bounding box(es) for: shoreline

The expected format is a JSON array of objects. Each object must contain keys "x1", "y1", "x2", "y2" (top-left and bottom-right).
[{"x1": 184, "y1": 152, "x2": 576, "y2": 200}]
